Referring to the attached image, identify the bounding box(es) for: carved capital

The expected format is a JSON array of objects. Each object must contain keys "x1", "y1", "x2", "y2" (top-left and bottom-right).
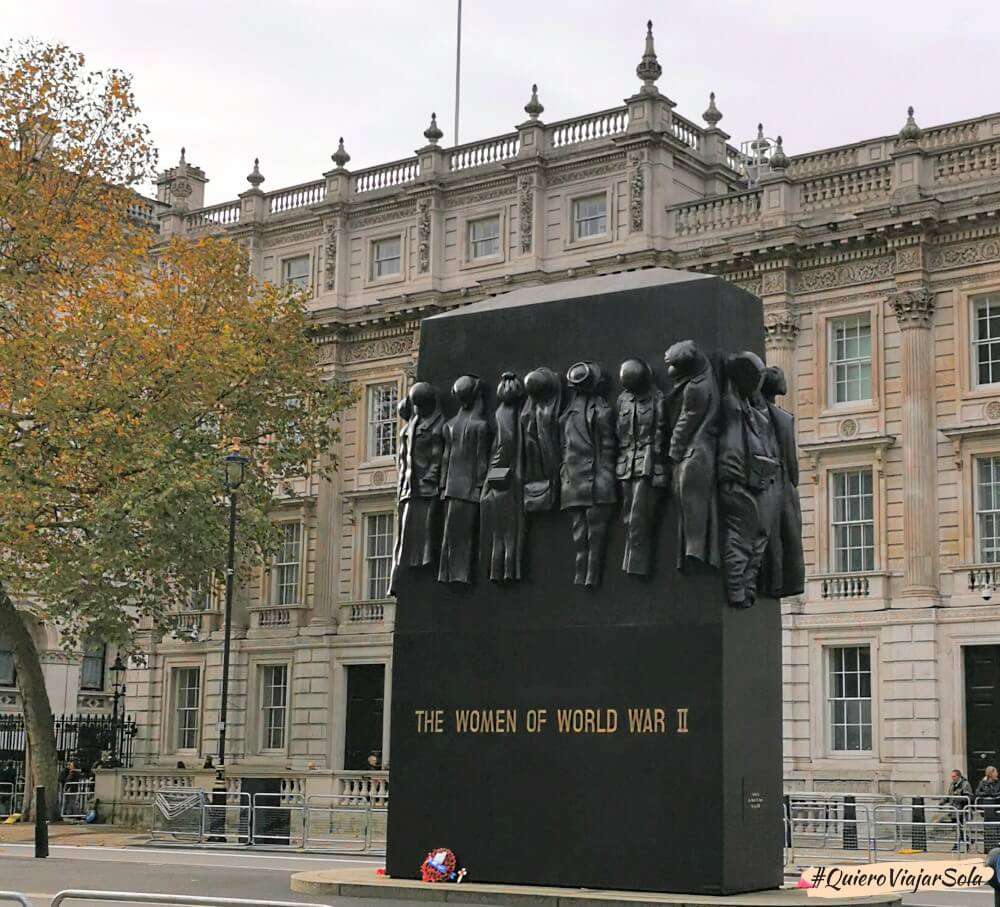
[
  {"x1": 763, "y1": 310, "x2": 799, "y2": 349},
  {"x1": 889, "y1": 286, "x2": 935, "y2": 328}
]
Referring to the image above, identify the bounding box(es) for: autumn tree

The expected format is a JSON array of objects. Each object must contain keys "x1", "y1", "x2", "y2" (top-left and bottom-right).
[{"x1": 0, "y1": 41, "x2": 350, "y2": 816}]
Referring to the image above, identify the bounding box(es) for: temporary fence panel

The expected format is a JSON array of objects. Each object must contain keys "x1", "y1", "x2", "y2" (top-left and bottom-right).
[
  {"x1": 0, "y1": 782, "x2": 13, "y2": 818},
  {"x1": 50, "y1": 891, "x2": 330, "y2": 907},
  {"x1": 150, "y1": 787, "x2": 206, "y2": 843},
  {"x1": 871, "y1": 803, "x2": 963, "y2": 854},
  {"x1": 250, "y1": 793, "x2": 305, "y2": 847},
  {"x1": 304, "y1": 795, "x2": 368, "y2": 851},
  {"x1": 201, "y1": 791, "x2": 251, "y2": 845},
  {"x1": 367, "y1": 803, "x2": 388, "y2": 853},
  {"x1": 785, "y1": 800, "x2": 875, "y2": 862},
  {"x1": 963, "y1": 818, "x2": 1000, "y2": 854},
  {"x1": 61, "y1": 779, "x2": 95, "y2": 819},
  {"x1": 0, "y1": 893, "x2": 32, "y2": 907}
]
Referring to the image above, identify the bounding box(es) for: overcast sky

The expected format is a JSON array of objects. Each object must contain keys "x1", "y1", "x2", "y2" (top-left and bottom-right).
[{"x1": 6, "y1": 0, "x2": 998, "y2": 205}]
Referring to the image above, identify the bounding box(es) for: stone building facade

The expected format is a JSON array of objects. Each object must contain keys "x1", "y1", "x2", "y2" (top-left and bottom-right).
[{"x1": 69, "y1": 25, "x2": 1000, "y2": 801}]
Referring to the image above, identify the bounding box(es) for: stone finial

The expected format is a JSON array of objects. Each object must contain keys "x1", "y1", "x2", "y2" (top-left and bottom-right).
[
  {"x1": 524, "y1": 84, "x2": 544, "y2": 120},
  {"x1": 179, "y1": 146, "x2": 187, "y2": 166},
  {"x1": 751, "y1": 123, "x2": 771, "y2": 157},
  {"x1": 898, "y1": 105, "x2": 923, "y2": 144},
  {"x1": 423, "y1": 112, "x2": 444, "y2": 145},
  {"x1": 635, "y1": 20, "x2": 662, "y2": 95},
  {"x1": 702, "y1": 91, "x2": 722, "y2": 128},
  {"x1": 246, "y1": 157, "x2": 265, "y2": 189},
  {"x1": 331, "y1": 136, "x2": 351, "y2": 169},
  {"x1": 770, "y1": 136, "x2": 789, "y2": 170}
]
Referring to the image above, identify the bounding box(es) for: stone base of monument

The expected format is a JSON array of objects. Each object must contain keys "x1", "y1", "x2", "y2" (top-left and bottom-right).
[{"x1": 290, "y1": 868, "x2": 901, "y2": 907}]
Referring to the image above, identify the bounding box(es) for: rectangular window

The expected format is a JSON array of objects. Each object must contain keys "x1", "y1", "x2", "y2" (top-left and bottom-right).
[
  {"x1": 829, "y1": 314, "x2": 873, "y2": 404},
  {"x1": 372, "y1": 237, "x2": 401, "y2": 278},
  {"x1": 831, "y1": 468, "x2": 875, "y2": 573},
  {"x1": 272, "y1": 522, "x2": 302, "y2": 606},
  {"x1": 367, "y1": 384, "x2": 398, "y2": 459},
  {"x1": 828, "y1": 646, "x2": 872, "y2": 752},
  {"x1": 173, "y1": 667, "x2": 201, "y2": 751},
  {"x1": 282, "y1": 255, "x2": 310, "y2": 289},
  {"x1": 0, "y1": 636, "x2": 14, "y2": 687},
  {"x1": 976, "y1": 455, "x2": 1000, "y2": 563},
  {"x1": 974, "y1": 294, "x2": 1000, "y2": 387},
  {"x1": 572, "y1": 194, "x2": 608, "y2": 240},
  {"x1": 344, "y1": 664, "x2": 385, "y2": 771},
  {"x1": 260, "y1": 664, "x2": 288, "y2": 751},
  {"x1": 468, "y1": 216, "x2": 501, "y2": 259},
  {"x1": 365, "y1": 513, "x2": 395, "y2": 600},
  {"x1": 80, "y1": 641, "x2": 106, "y2": 691}
]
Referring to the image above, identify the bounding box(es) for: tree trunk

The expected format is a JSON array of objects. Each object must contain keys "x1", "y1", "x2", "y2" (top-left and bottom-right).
[{"x1": 0, "y1": 584, "x2": 61, "y2": 820}]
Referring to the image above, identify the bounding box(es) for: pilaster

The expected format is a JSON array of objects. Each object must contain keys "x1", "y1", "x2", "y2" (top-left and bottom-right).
[
  {"x1": 763, "y1": 306, "x2": 800, "y2": 412},
  {"x1": 889, "y1": 285, "x2": 938, "y2": 600}
]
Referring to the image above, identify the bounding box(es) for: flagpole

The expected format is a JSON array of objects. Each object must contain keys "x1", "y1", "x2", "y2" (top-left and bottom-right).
[{"x1": 454, "y1": 0, "x2": 462, "y2": 146}]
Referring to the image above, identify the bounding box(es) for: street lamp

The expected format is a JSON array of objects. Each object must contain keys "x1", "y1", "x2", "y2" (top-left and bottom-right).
[
  {"x1": 217, "y1": 450, "x2": 249, "y2": 775},
  {"x1": 109, "y1": 654, "x2": 127, "y2": 768}
]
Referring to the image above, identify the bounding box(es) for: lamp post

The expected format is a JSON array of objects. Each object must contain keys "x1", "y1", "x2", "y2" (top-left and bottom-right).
[
  {"x1": 217, "y1": 450, "x2": 249, "y2": 774},
  {"x1": 109, "y1": 654, "x2": 127, "y2": 768}
]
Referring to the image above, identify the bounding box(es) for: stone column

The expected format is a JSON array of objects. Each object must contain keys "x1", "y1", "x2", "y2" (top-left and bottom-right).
[
  {"x1": 891, "y1": 286, "x2": 938, "y2": 597},
  {"x1": 763, "y1": 307, "x2": 799, "y2": 412}
]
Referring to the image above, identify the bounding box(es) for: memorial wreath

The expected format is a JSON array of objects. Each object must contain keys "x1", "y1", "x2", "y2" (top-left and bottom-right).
[{"x1": 420, "y1": 847, "x2": 463, "y2": 883}]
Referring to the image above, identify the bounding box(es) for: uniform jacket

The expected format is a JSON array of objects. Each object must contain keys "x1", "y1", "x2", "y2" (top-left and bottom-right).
[
  {"x1": 398, "y1": 410, "x2": 445, "y2": 501},
  {"x1": 441, "y1": 400, "x2": 491, "y2": 502},
  {"x1": 560, "y1": 392, "x2": 617, "y2": 508},
  {"x1": 667, "y1": 366, "x2": 719, "y2": 466},
  {"x1": 616, "y1": 386, "x2": 669, "y2": 485}
]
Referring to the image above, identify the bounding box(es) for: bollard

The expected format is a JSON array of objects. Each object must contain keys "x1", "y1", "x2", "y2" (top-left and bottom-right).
[
  {"x1": 843, "y1": 795, "x2": 858, "y2": 850},
  {"x1": 911, "y1": 796, "x2": 926, "y2": 851},
  {"x1": 34, "y1": 785, "x2": 48, "y2": 859},
  {"x1": 783, "y1": 794, "x2": 792, "y2": 848}
]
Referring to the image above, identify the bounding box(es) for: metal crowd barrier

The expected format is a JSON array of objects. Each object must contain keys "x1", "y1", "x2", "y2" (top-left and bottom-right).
[
  {"x1": 149, "y1": 787, "x2": 385, "y2": 851},
  {"x1": 50, "y1": 893, "x2": 329, "y2": 907},
  {"x1": 60, "y1": 779, "x2": 95, "y2": 819},
  {"x1": 871, "y1": 803, "x2": 963, "y2": 854},
  {"x1": 784, "y1": 799, "x2": 875, "y2": 863},
  {"x1": 0, "y1": 894, "x2": 31, "y2": 907},
  {"x1": 0, "y1": 782, "x2": 14, "y2": 818}
]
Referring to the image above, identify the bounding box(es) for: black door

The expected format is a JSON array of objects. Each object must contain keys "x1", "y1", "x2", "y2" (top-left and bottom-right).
[
  {"x1": 965, "y1": 646, "x2": 1000, "y2": 783},
  {"x1": 344, "y1": 664, "x2": 385, "y2": 770},
  {"x1": 242, "y1": 776, "x2": 289, "y2": 845}
]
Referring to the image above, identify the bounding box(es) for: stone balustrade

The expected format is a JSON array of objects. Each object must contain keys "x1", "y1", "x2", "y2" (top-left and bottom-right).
[
  {"x1": 799, "y1": 164, "x2": 893, "y2": 213},
  {"x1": 267, "y1": 180, "x2": 325, "y2": 214},
  {"x1": 335, "y1": 770, "x2": 388, "y2": 806},
  {"x1": 549, "y1": 106, "x2": 629, "y2": 149},
  {"x1": 671, "y1": 189, "x2": 762, "y2": 236},
  {"x1": 819, "y1": 574, "x2": 872, "y2": 600},
  {"x1": 185, "y1": 200, "x2": 241, "y2": 230},
  {"x1": 671, "y1": 113, "x2": 701, "y2": 151},
  {"x1": 449, "y1": 133, "x2": 519, "y2": 172},
  {"x1": 352, "y1": 157, "x2": 419, "y2": 194},
  {"x1": 934, "y1": 142, "x2": 1000, "y2": 185},
  {"x1": 337, "y1": 599, "x2": 394, "y2": 634}
]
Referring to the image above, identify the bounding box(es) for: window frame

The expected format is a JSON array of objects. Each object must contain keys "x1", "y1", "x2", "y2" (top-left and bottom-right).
[
  {"x1": 280, "y1": 254, "x2": 312, "y2": 291},
  {"x1": 563, "y1": 187, "x2": 613, "y2": 251},
  {"x1": 571, "y1": 192, "x2": 610, "y2": 243},
  {"x1": 367, "y1": 232, "x2": 405, "y2": 285},
  {"x1": 364, "y1": 511, "x2": 395, "y2": 601},
  {"x1": 826, "y1": 644, "x2": 874, "y2": 754},
  {"x1": 814, "y1": 303, "x2": 882, "y2": 419},
  {"x1": 171, "y1": 665, "x2": 202, "y2": 754},
  {"x1": 829, "y1": 467, "x2": 876, "y2": 574},
  {"x1": 972, "y1": 292, "x2": 1000, "y2": 389},
  {"x1": 79, "y1": 641, "x2": 107, "y2": 692},
  {"x1": 270, "y1": 521, "x2": 303, "y2": 607},
  {"x1": 827, "y1": 313, "x2": 874, "y2": 407},
  {"x1": 459, "y1": 210, "x2": 506, "y2": 269},
  {"x1": 258, "y1": 662, "x2": 290, "y2": 753},
  {"x1": 975, "y1": 454, "x2": 1000, "y2": 564},
  {"x1": 365, "y1": 382, "x2": 400, "y2": 463}
]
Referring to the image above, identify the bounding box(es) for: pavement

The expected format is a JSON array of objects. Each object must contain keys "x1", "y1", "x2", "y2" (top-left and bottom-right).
[{"x1": 0, "y1": 823, "x2": 146, "y2": 847}]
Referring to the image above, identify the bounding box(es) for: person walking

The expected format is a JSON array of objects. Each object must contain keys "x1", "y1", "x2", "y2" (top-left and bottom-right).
[
  {"x1": 977, "y1": 766, "x2": 1000, "y2": 852},
  {"x1": 946, "y1": 769, "x2": 974, "y2": 850}
]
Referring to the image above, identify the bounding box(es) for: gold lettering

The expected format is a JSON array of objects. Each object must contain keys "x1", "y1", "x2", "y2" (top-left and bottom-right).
[
  {"x1": 556, "y1": 709, "x2": 572, "y2": 732},
  {"x1": 677, "y1": 707, "x2": 689, "y2": 733},
  {"x1": 654, "y1": 708, "x2": 666, "y2": 734}
]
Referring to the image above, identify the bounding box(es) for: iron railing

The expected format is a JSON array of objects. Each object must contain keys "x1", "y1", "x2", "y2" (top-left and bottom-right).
[{"x1": 0, "y1": 713, "x2": 137, "y2": 771}]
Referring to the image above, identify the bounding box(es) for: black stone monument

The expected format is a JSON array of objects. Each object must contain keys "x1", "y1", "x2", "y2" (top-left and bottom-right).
[{"x1": 387, "y1": 269, "x2": 783, "y2": 895}]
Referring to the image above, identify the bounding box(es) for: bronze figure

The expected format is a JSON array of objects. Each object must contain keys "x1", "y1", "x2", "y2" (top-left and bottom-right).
[
  {"x1": 615, "y1": 358, "x2": 669, "y2": 575},
  {"x1": 481, "y1": 372, "x2": 527, "y2": 582},
  {"x1": 389, "y1": 395, "x2": 413, "y2": 595},
  {"x1": 521, "y1": 367, "x2": 563, "y2": 513},
  {"x1": 560, "y1": 361, "x2": 617, "y2": 587},
  {"x1": 664, "y1": 340, "x2": 720, "y2": 570},
  {"x1": 438, "y1": 375, "x2": 492, "y2": 584}
]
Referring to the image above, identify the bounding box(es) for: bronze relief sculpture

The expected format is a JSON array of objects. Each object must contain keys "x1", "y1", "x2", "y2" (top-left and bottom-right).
[
  {"x1": 717, "y1": 352, "x2": 782, "y2": 608},
  {"x1": 615, "y1": 358, "x2": 669, "y2": 575},
  {"x1": 521, "y1": 367, "x2": 563, "y2": 513},
  {"x1": 481, "y1": 372, "x2": 527, "y2": 582},
  {"x1": 438, "y1": 375, "x2": 492, "y2": 584},
  {"x1": 664, "y1": 340, "x2": 720, "y2": 571},
  {"x1": 560, "y1": 361, "x2": 617, "y2": 587},
  {"x1": 392, "y1": 382, "x2": 445, "y2": 581}
]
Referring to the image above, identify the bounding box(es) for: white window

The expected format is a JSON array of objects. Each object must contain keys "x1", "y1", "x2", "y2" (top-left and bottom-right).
[
  {"x1": 973, "y1": 294, "x2": 1000, "y2": 387},
  {"x1": 365, "y1": 513, "x2": 395, "y2": 600},
  {"x1": 830, "y1": 468, "x2": 874, "y2": 573},
  {"x1": 367, "y1": 384, "x2": 398, "y2": 459},
  {"x1": 272, "y1": 522, "x2": 302, "y2": 606},
  {"x1": 829, "y1": 314, "x2": 872, "y2": 404},
  {"x1": 372, "y1": 237, "x2": 401, "y2": 278},
  {"x1": 282, "y1": 255, "x2": 310, "y2": 289},
  {"x1": 0, "y1": 636, "x2": 14, "y2": 687},
  {"x1": 468, "y1": 216, "x2": 500, "y2": 259},
  {"x1": 260, "y1": 664, "x2": 288, "y2": 751},
  {"x1": 80, "y1": 641, "x2": 106, "y2": 691},
  {"x1": 188, "y1": 573, "x2": 220, "y2": 611},
  {"x1": 572, "y1": 194, "x2": 607, "y2": 240},
  {"x1": 828, "y1": 646, "x2": 872, "y2": 752},
  {"x1": 173, "y1": 667, "x2": 201, "y2": 751},
  {"x1": 976, "y1": 455, "x2": 1000, "y2": 563}
]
